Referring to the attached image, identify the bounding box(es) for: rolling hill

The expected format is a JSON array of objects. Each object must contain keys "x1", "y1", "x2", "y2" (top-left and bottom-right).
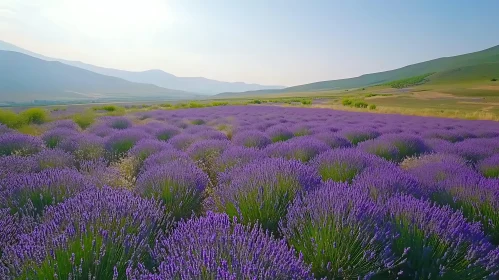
[
  {"x1": 0, "y1": 40, "x2": 285, "y2": 95},
  {"x1": 427, "y1": 62, "x2": 499, "y2": 84},
  {"x1": 217, "y1": 44, "x2": 499, "y2": 97},
  {"x1": 0, "y1": 51, "x2": 195, "y2": 102}
]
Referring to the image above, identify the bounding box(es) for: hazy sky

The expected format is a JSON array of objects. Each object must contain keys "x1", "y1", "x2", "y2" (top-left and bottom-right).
[{"x1": 1, "y1": 0, "x2": 499, "y2": 86}]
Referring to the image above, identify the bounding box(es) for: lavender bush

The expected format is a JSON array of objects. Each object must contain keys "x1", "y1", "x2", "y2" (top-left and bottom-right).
[
  {"x1": 282, "y1": 182, "x2": 399, "y2": 278},
  {"x1": 136, "y1": 160, "x2": 209, "y2": 220},
  {"x1": 0, "y1": 168, "x2": 92, "y2": 217},
  {"x1": 386, "y1": 195, "x2": 499, "y2": 278},
  {"x1": 144, "y1": 212, "x2": 312, "y2": 279},
  {"x1": 311, "y1": 148, "x2": 385, "y2": 183},
  {"x1": 0, "y1": 133, "x2": 44, "y2": 156},
  {"x1": 215, "y1": 158, "x2": 321, "y2": 233},
  {"x1": 1, "y1": 187, "x2": 172, "y2": 279}
]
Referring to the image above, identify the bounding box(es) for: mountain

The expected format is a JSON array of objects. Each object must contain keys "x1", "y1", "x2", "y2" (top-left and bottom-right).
[
  {"x1": 217, "y1": 44, "x2": 499, "y2": 97},
  {"x1": 0, "y1": 40, "x2": 285, "y2": 95},
  {"x1": 0, "y1": 51, "x2": 195, "y2": 102}
]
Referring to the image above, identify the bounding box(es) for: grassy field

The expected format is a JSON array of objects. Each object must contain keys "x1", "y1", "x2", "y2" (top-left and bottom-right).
[
  {"x1": 2, "y1": 72, "x2": 499, "y2": 137},
  {"x1": 210, "y1": 76, "x2": 499, "y2": 121}
]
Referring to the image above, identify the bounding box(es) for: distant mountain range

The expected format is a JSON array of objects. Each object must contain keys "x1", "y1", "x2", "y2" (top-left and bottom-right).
[
  {"x1": 0, "y1": 40, "x2": 284, "y2": 95},
  {"x1": 217, "y1": 44, "x2": 499, "y2": 97},
  {"x1": 2, "y1": 39, "x2": 498, "y2": 104},
  {"x1": 0, "y1": 51, "x2": 195, "y2": 103}
]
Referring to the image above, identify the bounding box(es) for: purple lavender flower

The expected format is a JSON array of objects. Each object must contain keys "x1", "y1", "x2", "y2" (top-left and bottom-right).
[
  {"x1": 0, "y1": 133, "x2": 44, "y2": 156},
  {"x1": 0, "y1": 155, "x2": 39, "y2": 178},
  {"x1": 353, "y1": 164, "x2": 424, "y2": 200},
  {"x1": 33, "y1": 149, "x2": 76, "y2": 170},
  {"x1": 140, "y1": 149, "x2": 192, "y2": 174},
  {"x1": 264, "y1": 136, "x2": 329, "y2": 162},
  {"x1": 2, "y1": 187, "x2": 172, "y2": 279},
  {"x1": 380, "y1": 133, "x2": 431, "y2": 160},
  {"x1": 59, "y1": 133, "x2": 106, "y2": 161},
  {"x1": 41, "y1": 127, "x2": 79, "y2": 148},
  {"x1": 311, "y1": 148, "x2": 387, "y2": 183},
  {"x1": 128, "y1": 139, "x2": 173, "y2": 161},
  {"x1": 431, "y1": 176, "x2": 499, "y2": 243},
  {"x1": 0, "y1": 124, "x2": 13, "y2": 135},
  {"x1": 136, "y1": 160, "x2": 209, "y2": 220},
  {"x1": 291, "y1": 123, "x2": 311, "y2": 136},
  {"x1": 232, "y1": 130, "x2": 272, "y2": 148},
  {"x1": 187, "y1": 139, "x2": 230, "y2": 163},
  {"x1": 143, "y1": 212, "x2": 312, "y2": 279},
  {"x1": 0, "y1": 209, "x2": 33, "y2": 258},
  {"x1": 423, "y1": 129, "x2": 465, "y2": 143},
  {"x1": 478, "y1": 154, "x2": 499, "y2": 178},
  {"x1": 358, "y1": 139, "x2": 400, "y2": 162},
  {"x1": 195, "y1": 129, "x2": 229, "y2": 141},
  {"x1": 312, "y1": 132, "x2": 352, "y2": 149},
  {"x1": 0, "y1": 168, "x2": 92, "y2": 217},
  {"x1": 406, "y1": 156, "x2": 479, "y2": 189},
  {"x1": 386, "y1": 195, "x2": 499, "y2": 278},
  {"x1": 282, "y1": 181, "x2": 398, "y2": 278},
  {"x1": 45, "y1": 119, "x2": 81, "y2": 131},
  {"x1": 154, "y1": 125, "x2": 181, "y2": 141},
  {"x1": 400, "y1": 152, "x2": 467, "y2": 170},
  {"x1": 168, "y1": 134, "x2": 198, "y2": 150},
  {"x1": 214, "y1": 146, "x2": 266, "y2": 173},
  {"x1": 215, "y1": 158, "x2": 321, "y2": 233},
  {"x1": 105, "y1": 116, "x2": 133, "y2": 130},
  {"x1": 340, "y1": 128, "x2": 380, "y2": 145},
  {"x1": 266, "y1": 125, "x2": 294, "y2": 142},
  {"x1": 105, "y1": 129, "x2": 150, "y2": 160}
]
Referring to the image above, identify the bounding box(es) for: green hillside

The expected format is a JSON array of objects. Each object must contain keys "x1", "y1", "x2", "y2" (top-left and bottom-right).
[
  {"x1": 384, "y1": 73, "x2": 434, "y2": 88},
  {"x1": 427, "y1": 62, "x2": 499, "y2": 84},
  {"x1": 217, "y1": 44, "x2": 499, "y2": 97},
  {"x1": 284, "y1": 45, "x2": 499, "y2": 92}
]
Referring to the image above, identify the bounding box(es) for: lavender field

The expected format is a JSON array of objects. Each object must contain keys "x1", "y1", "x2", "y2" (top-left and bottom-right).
[{"x1": 1, "y1": 106, "x2": 499, "y2": 279}]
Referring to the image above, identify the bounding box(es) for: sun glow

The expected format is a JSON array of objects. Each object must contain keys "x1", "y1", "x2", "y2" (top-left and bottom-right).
[{"x1": 40, "y1": 0, "x2": 173, "y2": 40}]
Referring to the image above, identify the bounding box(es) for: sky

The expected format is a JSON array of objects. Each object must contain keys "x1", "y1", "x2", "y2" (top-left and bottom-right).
[{"x1": 1, "y1": 0, "x2": 499, "y2": 87}]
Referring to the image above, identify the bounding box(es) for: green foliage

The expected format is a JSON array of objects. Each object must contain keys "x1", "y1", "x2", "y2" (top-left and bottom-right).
[
  {"x1": 0, "y1": 109, "x2": 23, "y2": 128},
  {"x1": 342, "y1": 99, "x2": 353, "y2": 106},
  {"x1": 108, "y1": 140, "x2": 136, "y2": 160},
  {"x1": 160, "y1": 103, "x2": 172, "y2": 108},
  {"x1": 51, "y1": 107, "x2": 66, "y2": 112},
  {"x1": 20, "y1": 108, "x2": 49, "y2": 125},
  {"x1": 222, "y1": 176, "x2": 301, "y2": 234},
  {"x1": 391, "y1": 210, "x2": 485, "y2": 278},
  {"x1": 365, "y1": 93, "x2": 392, "y2": 98},
  {"x1": 73, "y1": 111, "x2": 96, "y2": 130},
  {"x1": 480, "y1": 166, "x2": 499, "y2": 178},
  {"x1": 385, "y1": 73, "x2": 434, "y2": 88},
  {"x1": 492, "y1": 78, "x2": 498, "y2": 81},
  {"x1": 211, "y1": 101, "x2": 229, "y2": 107},
  {"x1": 187, "y1": 102, "x2": 204, "y2": 108},
  {"x1": 318, "y1": 163, "x2": 361, "y2": 183},
  {"x1": 93, "y1": 105, "x2": 118, "y2": 112},
  {"x1": 249, "y1": 99, "x2": 262, "y2": 104},
  {"x1": 0, "y1": 108, "x2": 49, "y2": 128},
  {"x1": 301, "y1": 99, "x2": 312, "y2": 105},
  {"x1": 353, "y1": 101, "x2": 368, "y2": 108},
  {"x1": 190, "y1": 119, "x2": 205, "y2": 125},
  {"x1": 271, "y1": 134, "x2": 293, "y2": 143},
  {"x1": 369, "y1": 104, "x2": 377, "y2": 110}
]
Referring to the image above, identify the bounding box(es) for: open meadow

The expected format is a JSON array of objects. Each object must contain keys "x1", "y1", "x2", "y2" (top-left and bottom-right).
[{"x1": 1, "y1": 105, "x2": 499, "y2": 279}]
